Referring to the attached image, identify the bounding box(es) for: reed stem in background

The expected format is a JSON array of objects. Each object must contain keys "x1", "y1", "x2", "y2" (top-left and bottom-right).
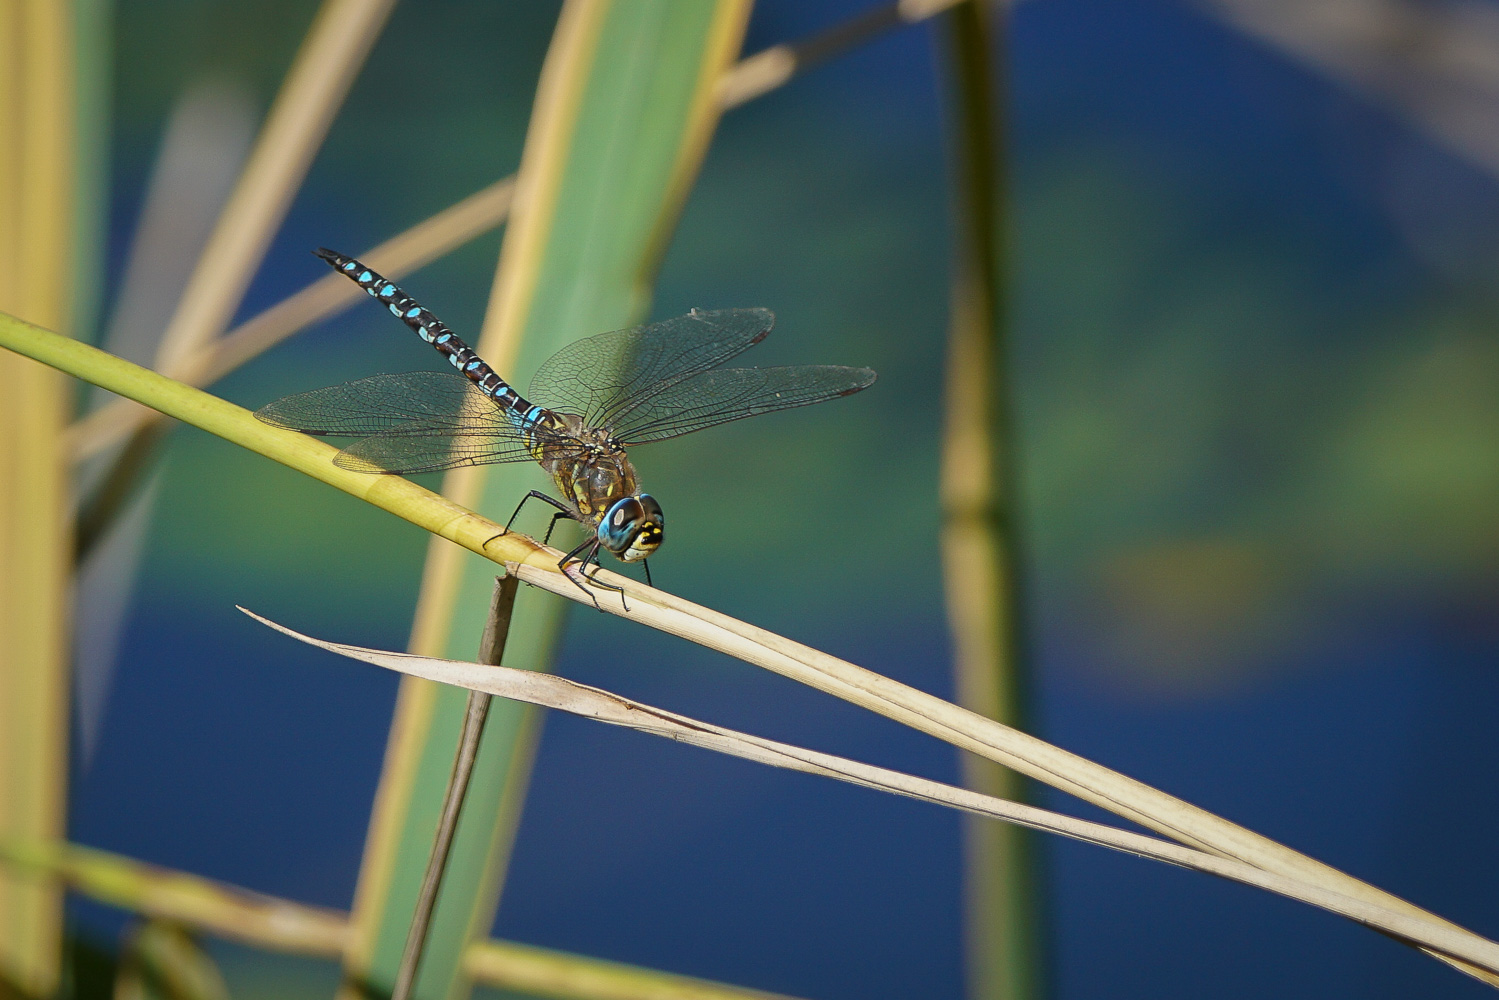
[
  {"x1": 0, "y1": 2, "x2": 79, "y2": 992},
  {"x1": 6, "y1": 314, "x2": 1499, "y2": 987},
  {"x1": 113, "y1": 921, "x2": 230, "y2": 1000},
  {"x1": 0, "y1": 837, "x2": 814, "y2": 999},
  {"x1": 390, "y1": 576, "x2": 518, "y2": 1000},
  {"x1": 75, "y1": 0, "x2": 395, "y2": 560},
  {"x1": 0, "y1": 838, "x2": 348, "y2": 957},
  {"x1": 68, "y1": 176, "x2": 517, "y2": 465},
  {"x1": 1203, "y1": 0, "x2": 1499, "y2": 183},
  {"x1": 939, "y1": 4, "x2": 1039, "y2": 999},
  {"x1": 151, "y1": 0, "x2": 394, "y2": 373},
  {"x1": 716, "y1": 0, "x2": 963, "y2": 106}
]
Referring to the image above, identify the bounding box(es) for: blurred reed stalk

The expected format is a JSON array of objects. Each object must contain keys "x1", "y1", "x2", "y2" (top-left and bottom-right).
[
  {"x1": 0, "y1": 838, "x2": 811, "y2": 1000},
  {"x1": 112, "y1": 921, "x2": 230, "y2": 1000},
  {"x1": 74, "y1": 0, "x2": 395, "y2": 562},
  {"x1": 938, "y1": 4, "x2": 1041, "y2": 999},
  {"x1": 67, "y1": 176, "x2": 517, "y2": 465},
  {"x1": 9, "y1": 314, "x2": 1498, "y2": 987},
  {"x1": 73, "y1": 80, "x2": 257, "y2": 770},
  {"x1": 0, "y1": 1, "x2": 85, "y2": 994},
  {"x1": 1203, "y1": 0, "x2": 1499, "y2": 181},
  {"x1": 0, "y1": 838, "x2": 349, "y2": 957},
  {"x1": 390, "y1": 575, "x2": 518, "y2": 1000}
]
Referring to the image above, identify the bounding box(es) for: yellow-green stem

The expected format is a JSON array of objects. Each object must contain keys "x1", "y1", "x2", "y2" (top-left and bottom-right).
[
  {"x1": 0, "y1": 2, "x2": 77, "y2": 993},
  {"x1": 938, "y1": 4, "x2": 1040, "y2": 999}
]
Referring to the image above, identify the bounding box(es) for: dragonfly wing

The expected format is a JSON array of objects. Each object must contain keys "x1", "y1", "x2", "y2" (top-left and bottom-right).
[
  {"x1": 255, "y1": 371, "x2": 497, "y2": 436},
  {"x1": 528, "y1": 308, "x2": 775, "y2": 427},
  {"x1": 332, "y1": 423, "x2": 560, "y2": 473},
  {"x1": 611, "y1": 365, "x2": 876, "y2": 445},
  {"x1": 255, "y1": 370, "x2": 578, "y2": 474}
]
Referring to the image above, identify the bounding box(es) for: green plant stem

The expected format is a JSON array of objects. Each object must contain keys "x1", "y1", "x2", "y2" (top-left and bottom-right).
[{"x1": 938, "y1": 4, "x2": 1039, "y2": 999}]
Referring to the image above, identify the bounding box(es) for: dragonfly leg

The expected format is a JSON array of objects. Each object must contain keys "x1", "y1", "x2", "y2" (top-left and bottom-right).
[
  {"x1": 506, "y1": 490, "x2": 573, "y2": 532},
  {"x1": 484, "y1": 490, "x2": 575, "y2": 549},
  {"x1": 642, "y1": 559, "x2": 653, "y2": 588},
  {"x1": 542, "y1": 511, "x2": 572, "y2": 547},
  {"x1": 558, "y1": 536, "x2": 629, "y2": 613},
  {"x1": 558, "y1": 537, "x2": 605, "y2": 610},
  {"x1": 579, "y1": 559, "x2": 629, "y2": 612}
]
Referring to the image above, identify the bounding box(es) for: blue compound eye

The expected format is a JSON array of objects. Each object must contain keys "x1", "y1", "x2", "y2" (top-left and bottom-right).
[
  {"x1": 597, "y1": 495, "x2": 664, "y2": 562},
  {"x1": 598, "y1": 497, "x2": 645, "y2": 555},
  {"x1": 639, "y1": 494, "x2": 663, "y2": 525}
]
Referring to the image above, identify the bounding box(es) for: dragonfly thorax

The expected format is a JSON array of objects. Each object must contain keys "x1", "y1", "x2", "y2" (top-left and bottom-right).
[
  {"x1": 542, "y1": 420, "x2": 643, "y2": 525},
  {"x1": 598, "y1": 494, "x2": 664, "y2": 563}
]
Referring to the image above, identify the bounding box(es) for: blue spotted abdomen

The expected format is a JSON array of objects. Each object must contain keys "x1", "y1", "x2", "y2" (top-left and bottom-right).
[{"x1": 315, "y1": 248, "x2": 534, "y2": 416}]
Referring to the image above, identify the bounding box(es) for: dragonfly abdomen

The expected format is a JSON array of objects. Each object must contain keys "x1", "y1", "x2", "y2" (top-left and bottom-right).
[{"x1": 315, "y1": 248, "x2": 535, "y2": 415}]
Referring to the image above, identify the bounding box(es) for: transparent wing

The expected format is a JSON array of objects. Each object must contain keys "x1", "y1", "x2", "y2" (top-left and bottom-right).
[
  {"x1": 528, "y1": 308, "x2": 775, "y2": 427},
  {"x1": 254, "y1": 371, "x2": 580, "y2": 474},
  {"x1": 612, "y1": 365, "x2": 877, "y2": 445},
  {"x1": 255, "y1": 371, "x2": 490, "y2": 436},
  {"x1": 332, "y1": 423, "x2": 551, "y2": 474}
]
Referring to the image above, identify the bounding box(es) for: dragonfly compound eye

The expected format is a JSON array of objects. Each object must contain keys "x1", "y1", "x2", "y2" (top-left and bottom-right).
[{"x1": 598, "y1": 496, "x2": 664, "y2": 562}]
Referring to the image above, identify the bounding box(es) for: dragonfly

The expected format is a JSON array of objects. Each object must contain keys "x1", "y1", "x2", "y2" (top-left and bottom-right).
[{"x1": 256, "y1": 249, "x2": 877, "y2": 605}]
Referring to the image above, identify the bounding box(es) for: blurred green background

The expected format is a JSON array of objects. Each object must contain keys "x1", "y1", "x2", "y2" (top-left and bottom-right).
[{"x1": 69, "y1": 1, "x2": 1499, "y2": 998}]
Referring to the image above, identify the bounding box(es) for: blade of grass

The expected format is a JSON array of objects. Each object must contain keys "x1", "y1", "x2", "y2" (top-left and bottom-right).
[
  {"x1": 89, "y1": 81, "x2": 257, "y2": 382},
  {"x1": 73, "y1": 81, "x2": 257, "y2": 766},
  {"x1": 0, "y1": 2, "x2": 78, "y2": 993},
  {"x1": 938, "y1": 4, "x2": 1038, "y2": 999},
  {"x1": 245, "y1": 608, "x2": 1499, "y2": 977},
  {"x1": 341, "y1": 5, "x2": 753, "y2": 1000},
  {"x1": 7, "y1": 315, "x2": 1499, "y2": 987}
]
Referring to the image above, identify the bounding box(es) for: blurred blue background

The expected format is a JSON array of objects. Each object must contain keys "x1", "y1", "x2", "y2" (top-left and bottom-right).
[{"x1": 69, "y1": 1, "x2": 1499, "y2": 998}]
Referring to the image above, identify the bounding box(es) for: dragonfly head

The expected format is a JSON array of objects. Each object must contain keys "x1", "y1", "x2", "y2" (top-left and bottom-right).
[{"x1": 597, "y1": 494, "x2": 663, "y2": 563}]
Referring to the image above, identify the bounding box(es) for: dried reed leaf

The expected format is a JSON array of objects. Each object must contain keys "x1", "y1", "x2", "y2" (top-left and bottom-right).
[{"x1": 243, "y1": 608, "x2": 1499, "y2": 978}]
